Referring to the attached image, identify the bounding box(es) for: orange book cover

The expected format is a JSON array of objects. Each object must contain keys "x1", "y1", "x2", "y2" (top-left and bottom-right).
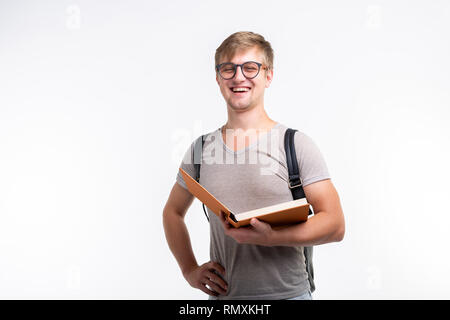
[{"x1": 179, "y1": 168, "x2": 310, "y2": 228}]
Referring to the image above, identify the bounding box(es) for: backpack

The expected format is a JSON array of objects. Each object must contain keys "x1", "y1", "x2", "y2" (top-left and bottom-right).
[{"x1": 192, "y1": 127, "x2": 316, "y2": 292}]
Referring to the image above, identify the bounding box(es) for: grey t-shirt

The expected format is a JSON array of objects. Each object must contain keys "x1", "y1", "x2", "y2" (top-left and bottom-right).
[{"x1": 176, "y1": 122, "x2": 330, "y2": 300}]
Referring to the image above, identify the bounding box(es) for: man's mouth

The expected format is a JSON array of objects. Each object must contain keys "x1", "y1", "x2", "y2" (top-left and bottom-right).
[{"x1": 230, "y1": 86, "x2": 251, "y2": 94}]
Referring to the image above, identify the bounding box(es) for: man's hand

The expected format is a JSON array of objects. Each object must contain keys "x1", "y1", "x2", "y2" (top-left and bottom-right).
[
  {"x1": 220, "y1": 211, "x2": 274, "y2": 246},
  {"x1": 183, "y1": 261, "x2": 228, "y2": 297}
]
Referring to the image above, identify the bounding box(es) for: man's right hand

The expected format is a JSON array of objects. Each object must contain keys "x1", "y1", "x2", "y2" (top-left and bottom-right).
[{"x1": 183, "y1": 261, "x2": 228, "y2": 297}]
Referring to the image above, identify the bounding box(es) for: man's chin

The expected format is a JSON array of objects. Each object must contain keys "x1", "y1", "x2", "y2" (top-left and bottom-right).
[{"x1": 228, "y1": 102, "x2": 253, "y2": 112}]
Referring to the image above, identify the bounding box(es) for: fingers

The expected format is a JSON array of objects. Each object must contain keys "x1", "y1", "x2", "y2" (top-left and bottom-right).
[
  {"x1": 204, "y1": 261, "x2": 228, "y2": 296},
  {"x1": 192, "y1": 261, "x2": 228, "y2": 297},
  {"x1": 206, "y1": 271, "x2": 228, "y2": 291},
  {"x1": 220, "y1": 211, "x2": 231, "y2": 230},
  {"x1": 198, "y1": 282, "x2": 219, "y2": 297},
  {"x1": 208, "y1": 261, "x2": 226, "y2": 278},
  {"x1": 204, "y1": 277, "x2": 227, "y2": 295},
  {"x1": 207, "y1": 262, "x2": 228, "y2": 291}
]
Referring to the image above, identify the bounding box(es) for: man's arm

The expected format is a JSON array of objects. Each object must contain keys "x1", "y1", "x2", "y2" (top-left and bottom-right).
[
  {"x1": 220, "y1": 179, "x2": 345, "y2": 247},
  {"x1": 163, "y1": 182, "x2": 228, "y2": 296},
  {"x1": 272, "y1": 179, "x2": 345, "y2": 246},
  {"x1": 163, "y1": 182, "x2": 196, "y2": 274}
]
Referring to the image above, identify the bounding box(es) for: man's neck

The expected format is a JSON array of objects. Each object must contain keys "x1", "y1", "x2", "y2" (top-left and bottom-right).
[
  {"x1": 223, "y1": 104, "x2": 276, "y2": 133},
  {"x1": 221, "y1": 105, "x2": 277, "y2": 152}
]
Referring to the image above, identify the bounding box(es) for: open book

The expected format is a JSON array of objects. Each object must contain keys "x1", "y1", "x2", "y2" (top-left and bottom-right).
[{"x1": 179, "y1": 168, "x2": 310, "y2": 228}]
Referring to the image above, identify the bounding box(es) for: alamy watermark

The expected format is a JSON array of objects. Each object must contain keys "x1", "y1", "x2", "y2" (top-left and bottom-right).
[
  {"x1": 366, "y1": 5, "x2": 383, "y2": 30},
  {"x1": 66, "y1": 4, "x2": 81, "y2": 30},
  {"x1": 171, "y1": 122, "x2": 284, "y2": 176}
]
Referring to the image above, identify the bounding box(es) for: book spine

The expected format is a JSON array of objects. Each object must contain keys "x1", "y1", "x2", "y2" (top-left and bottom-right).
[
  {"x1": 228, "y1": 212, "x2": 238, "y2": 223},
  {"x1": 227, "y1": 212, "x2": 241, "y2": 228}
]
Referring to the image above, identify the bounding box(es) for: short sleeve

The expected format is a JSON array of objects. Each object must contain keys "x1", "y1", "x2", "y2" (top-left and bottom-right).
[
  {"x1": 175, "y1": 141, "x2": 196, "y2": 190},
  {"x1": 293, "y1": 132, "x2": 331, "y2": 187}
]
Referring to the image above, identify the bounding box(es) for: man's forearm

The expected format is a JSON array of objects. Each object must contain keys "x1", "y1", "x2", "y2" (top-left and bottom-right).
[
  {"x1": 163, "y1": 210, "x2": 199, "y2": 276},
  {"x1": 271, "y1": 211, "x2": 345, "y2": 247}
]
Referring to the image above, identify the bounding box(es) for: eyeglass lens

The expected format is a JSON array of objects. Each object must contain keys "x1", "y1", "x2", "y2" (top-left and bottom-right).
[{"x1": 218, "y1": 62, "x2": 260, "y2": 79}]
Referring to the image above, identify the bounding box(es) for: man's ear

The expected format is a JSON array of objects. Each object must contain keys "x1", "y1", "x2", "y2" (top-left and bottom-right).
[{"x1": 265, "y1": 68, "x2": 274, "y2": 88}]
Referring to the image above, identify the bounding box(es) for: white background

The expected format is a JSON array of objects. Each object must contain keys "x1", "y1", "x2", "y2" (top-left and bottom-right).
[{"x1": 1, "y1": 0, "x2": 449, "y2": 299}]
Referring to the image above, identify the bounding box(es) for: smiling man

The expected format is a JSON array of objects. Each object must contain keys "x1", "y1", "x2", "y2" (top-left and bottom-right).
[{"x1": 163, "y1": 31, "x2": 345, "y2": 300}]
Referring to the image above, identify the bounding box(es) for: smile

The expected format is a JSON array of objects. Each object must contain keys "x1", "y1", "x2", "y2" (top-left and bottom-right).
[{"x1": 230, "y1": 87, "x2": 251, "y2": 94}]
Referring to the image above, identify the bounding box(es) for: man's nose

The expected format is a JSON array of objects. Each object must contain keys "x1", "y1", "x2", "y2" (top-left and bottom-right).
[{"x1": 234, "y1": 65, "x2": 246, "y2": 81}]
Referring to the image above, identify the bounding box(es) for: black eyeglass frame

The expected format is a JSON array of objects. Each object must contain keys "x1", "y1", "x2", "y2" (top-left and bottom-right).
[{"x1": 215, "y1": 61, "x2": 268, "y2": 80}]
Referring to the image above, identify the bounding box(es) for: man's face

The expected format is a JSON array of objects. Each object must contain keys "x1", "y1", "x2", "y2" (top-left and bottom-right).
[{"x1": 216, "y1": 47, "x2": 273, "y2": 113}]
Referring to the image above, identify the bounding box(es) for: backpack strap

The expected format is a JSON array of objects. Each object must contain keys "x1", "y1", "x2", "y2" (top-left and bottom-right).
[
  {"x1": 193, "y1": 134, "x2": 204, "y2": 180},
  {"x1": 284, "y1": 128, "x2": 315, "y2": 293},
  {"x1": 193, "y1": 134, "x2": 209, "y2": 222},
  {"x1": 284, "y1": 128, "x2": 313, "y2": 215}
]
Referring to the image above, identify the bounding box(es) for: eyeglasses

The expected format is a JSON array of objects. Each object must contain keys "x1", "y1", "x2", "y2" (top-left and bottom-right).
[{"x1": 215, "y1": 61, "x2": 267, "y2": 80}]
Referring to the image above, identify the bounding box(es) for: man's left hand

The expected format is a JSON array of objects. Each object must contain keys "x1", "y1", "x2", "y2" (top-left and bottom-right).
[{"x1": 219, "y1": 211, "x2": 275, "y2": 246}]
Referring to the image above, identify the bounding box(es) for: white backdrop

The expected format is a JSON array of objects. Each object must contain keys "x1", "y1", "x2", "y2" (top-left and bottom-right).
[{"x1": 1, "y1": 0, "x2": 449, "y2": 299}]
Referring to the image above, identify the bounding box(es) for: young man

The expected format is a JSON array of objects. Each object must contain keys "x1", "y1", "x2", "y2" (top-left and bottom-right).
[{"x1": 163, "y1": 31, "x2": 345, "y2": 300}]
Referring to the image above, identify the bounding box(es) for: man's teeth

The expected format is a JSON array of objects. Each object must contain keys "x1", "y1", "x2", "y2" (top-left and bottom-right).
[{"x1": 232, "y1": 87, "x2": 250, "y2": 92}]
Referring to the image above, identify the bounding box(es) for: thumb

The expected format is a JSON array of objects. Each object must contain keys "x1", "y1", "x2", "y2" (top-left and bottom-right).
[{"x1": 250, "y1": 218, "x2": 267, "y2": 230}]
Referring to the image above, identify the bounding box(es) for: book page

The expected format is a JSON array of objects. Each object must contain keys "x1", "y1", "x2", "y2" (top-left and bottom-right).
[{"x1": 235, "y1": 198, "x2": 307, "y2": 221}]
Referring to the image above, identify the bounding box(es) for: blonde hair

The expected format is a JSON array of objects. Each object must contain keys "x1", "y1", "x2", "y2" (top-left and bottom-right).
[{"x1": 215, "y1": 31, "x2": 274, "y2": 71}]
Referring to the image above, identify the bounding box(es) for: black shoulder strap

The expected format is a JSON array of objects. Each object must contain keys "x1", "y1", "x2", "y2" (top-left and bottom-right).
[
  {"x1": 284, "y1": 128, "x2": 315, "y2": 293},
  {"x1": 193, "y1": 134, "x2": 209, "y2": 222},
  {"x1": 284, "y1": 128, "x2": 311, "y2": 213},
  {"x1": 193, "y1": 134, "x2": 205, "y2": 181}
]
